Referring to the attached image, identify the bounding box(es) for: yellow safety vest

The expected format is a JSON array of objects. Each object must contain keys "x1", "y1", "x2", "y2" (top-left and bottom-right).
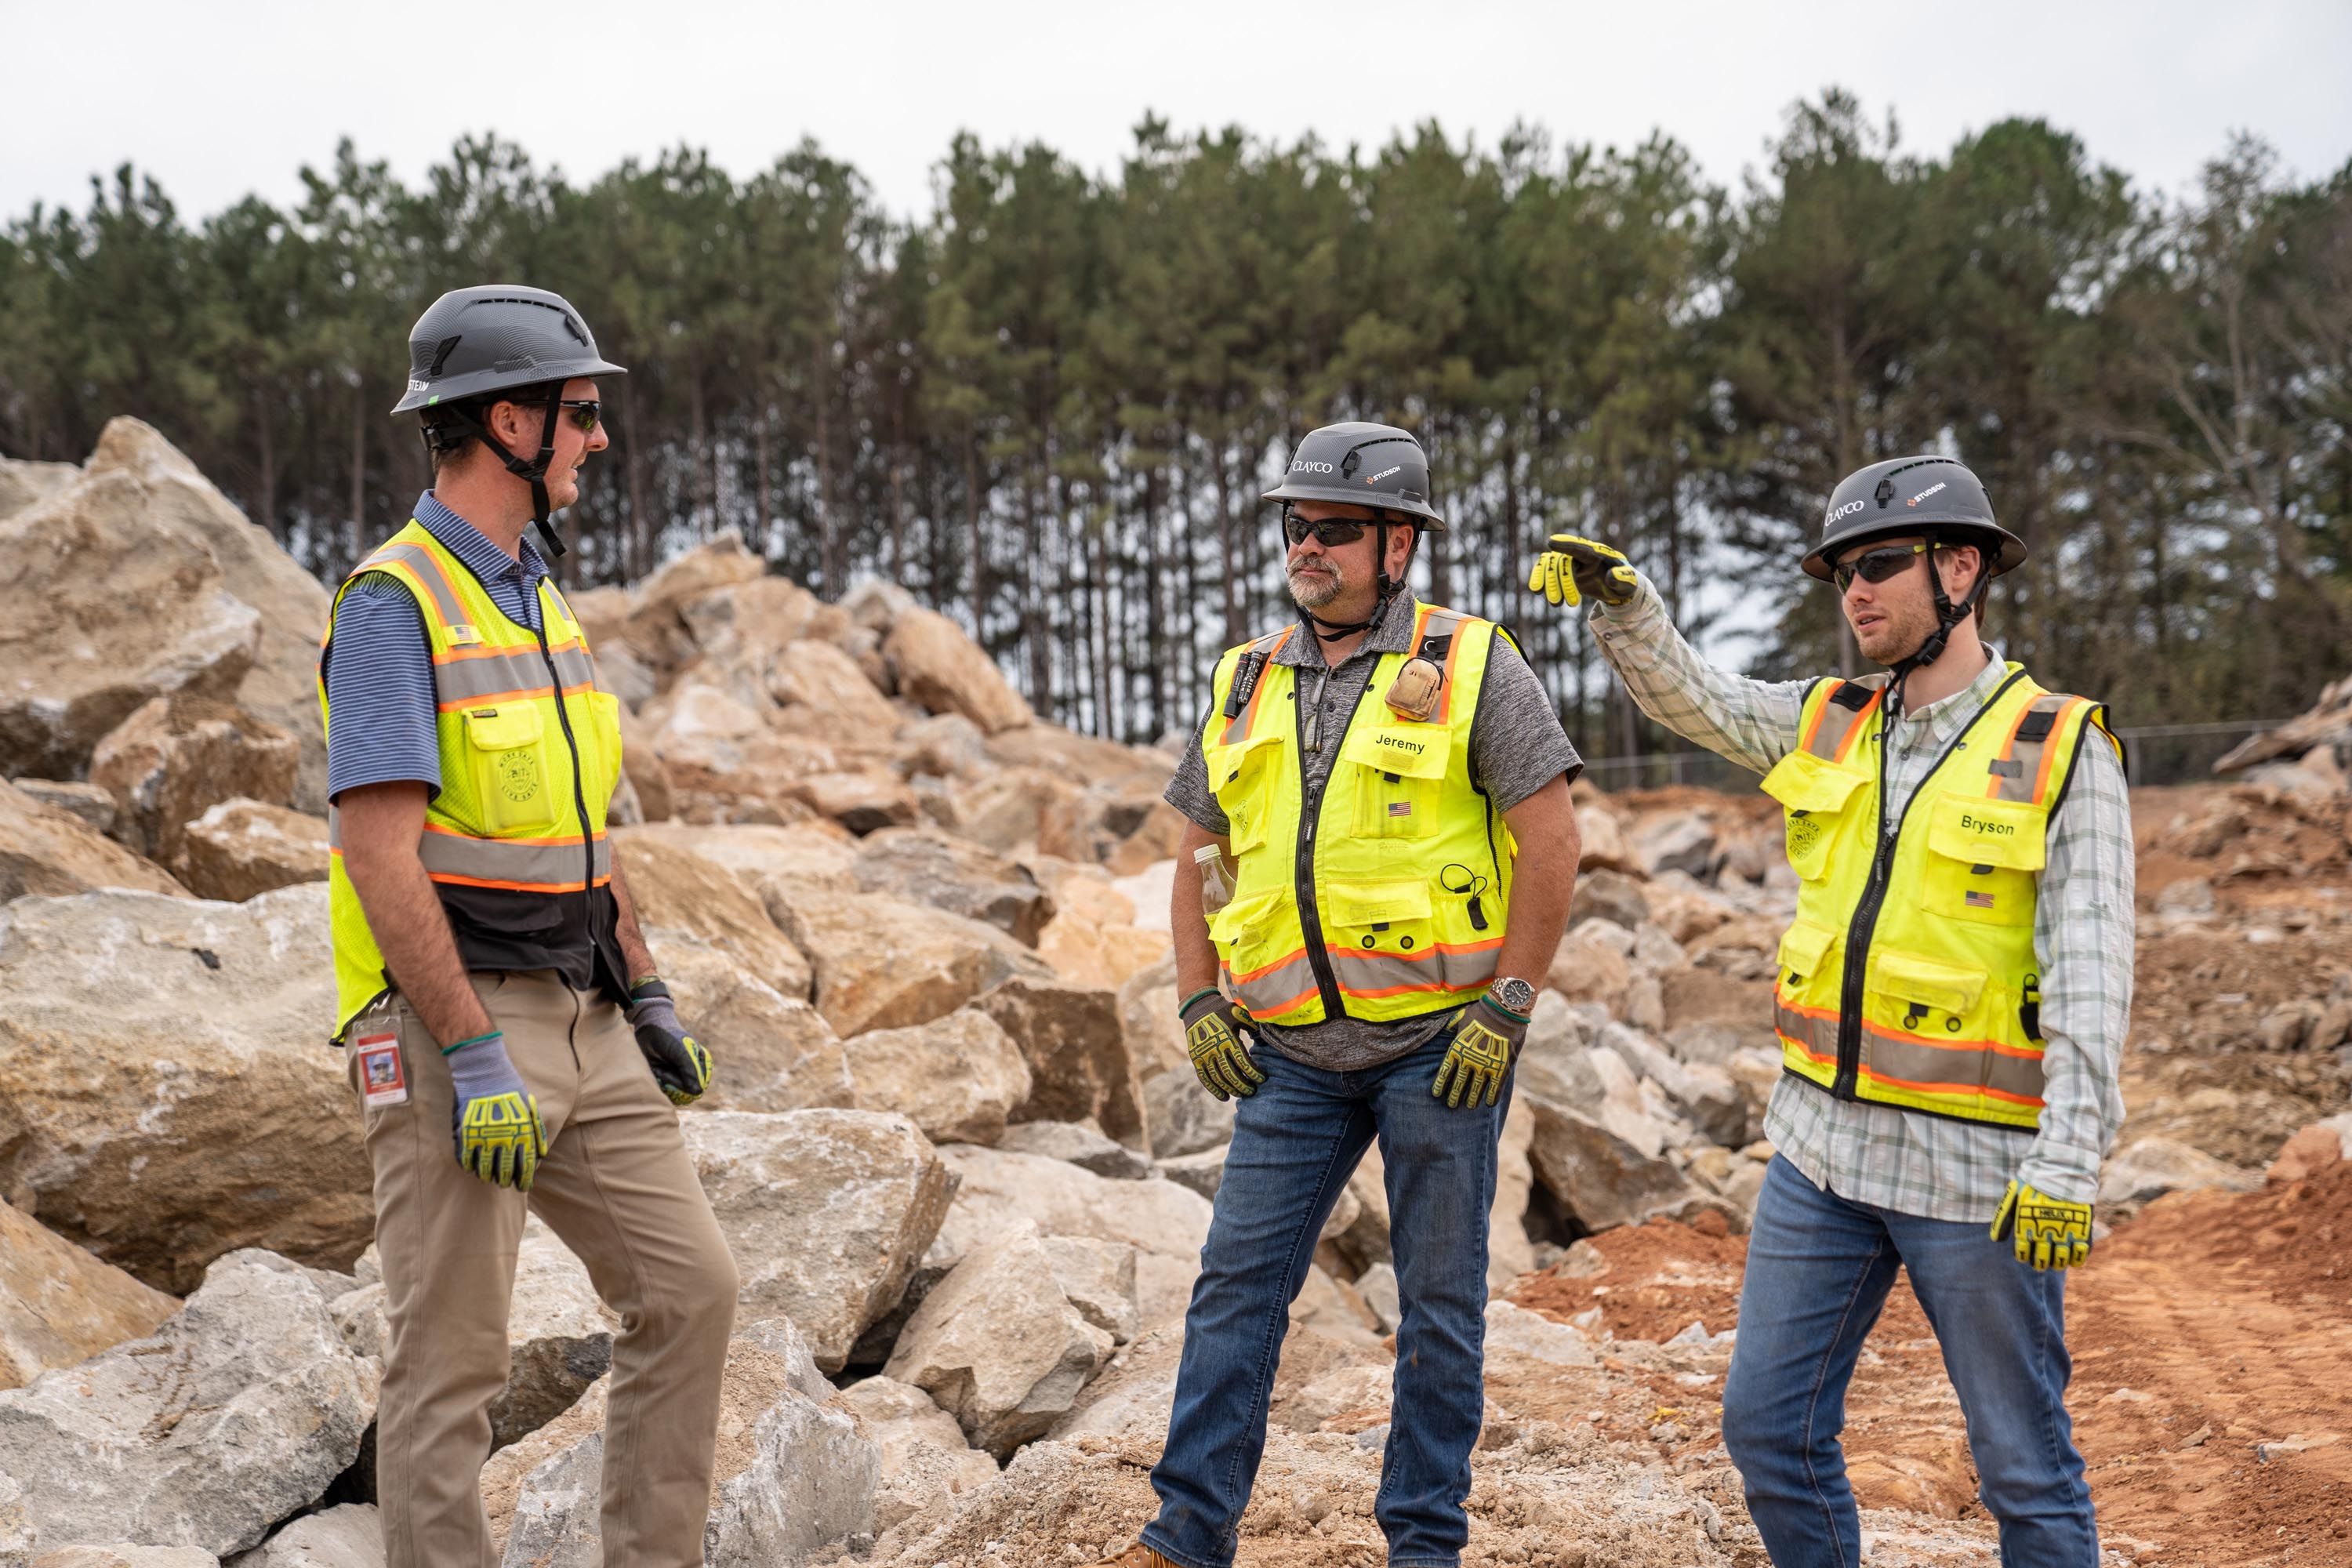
[
  {"x1": 1759, "y1": 665, "x2": 2118, "y2": 1129},
  {"x1": 1201, "y1": 604, "x2": 1516, "y2": 1027},
  {"x1": 318, "y1": 521, "x2": 624, "y2": 1042}
]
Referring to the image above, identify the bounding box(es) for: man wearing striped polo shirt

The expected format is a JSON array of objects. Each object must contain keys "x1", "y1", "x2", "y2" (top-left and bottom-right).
[{"x1": 323, "y1": 285, "x2": 737, "y2": 1566}]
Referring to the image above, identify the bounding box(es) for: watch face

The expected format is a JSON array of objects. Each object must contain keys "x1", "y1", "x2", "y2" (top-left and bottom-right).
[{"x1": 1496, "y1": 978, "x2": 1537, "y2": 1013}]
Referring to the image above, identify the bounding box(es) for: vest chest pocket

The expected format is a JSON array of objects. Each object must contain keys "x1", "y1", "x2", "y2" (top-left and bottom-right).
[
  {"x1": 1210, "y1": 731, "x2": 1285, "y2": 855},
  {"x1": 462, "y1": 703, "x2": 561, "y2": 836},
  {"x1": 1341, "y1": 724, "x2": 1446, "y2": 840},
  {"x1": 1208, "y1": 888, "x2": 1290, "y2": 976},
  {"x1": 1759, "y1": 750, "x2": 1867, "y2": 883},
  {"x1": 1922, "y1": 795, "x2": 2042, "y2": 927}
]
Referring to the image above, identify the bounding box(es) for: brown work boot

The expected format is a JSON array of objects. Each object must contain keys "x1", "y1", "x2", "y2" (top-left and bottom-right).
[{"x1": 1091, "y1": 1544, "x2": 1178, "y2": 1568}]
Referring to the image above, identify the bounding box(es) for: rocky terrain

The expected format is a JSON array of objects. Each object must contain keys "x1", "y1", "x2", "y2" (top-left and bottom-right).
[{"x1": 0, "y1": 419, "x2": 2346, "y2": 1566}]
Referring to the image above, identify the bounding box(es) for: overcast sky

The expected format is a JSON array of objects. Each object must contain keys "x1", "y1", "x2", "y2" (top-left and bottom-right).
[{"x1": 5, "y1": 0, "x2": 2350, "y2": 225}]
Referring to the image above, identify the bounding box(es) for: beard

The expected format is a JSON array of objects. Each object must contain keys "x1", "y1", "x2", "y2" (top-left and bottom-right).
[
  {"x1": 1851, "y1": 593, "x2": 1940, "y2": 665},
  {"x1": 1287, "y1": 559, "x2": 1344, "y2": 610}
]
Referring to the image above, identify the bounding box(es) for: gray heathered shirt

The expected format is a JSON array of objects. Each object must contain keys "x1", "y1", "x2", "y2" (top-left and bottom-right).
[{"x1": 1164, "y1": 592, "x2": 1582, "y2": 1072}]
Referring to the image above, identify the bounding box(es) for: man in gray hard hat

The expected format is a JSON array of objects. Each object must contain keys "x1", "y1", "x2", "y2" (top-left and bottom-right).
[
  {"x1": 1098, "y1": 421, "x2": 1584, "y2": 1568},
  {"x1": 325, "y1": 284, "x2": 738, "y2": 1566},
  {"x1": 1526, "y1": 458, "x2": 2132, "y2": 1566}
]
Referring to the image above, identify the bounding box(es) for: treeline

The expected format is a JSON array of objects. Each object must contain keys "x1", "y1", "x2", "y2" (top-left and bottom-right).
[{"x1": 3, "y1": 95, "x2": 2349, "y2": 753}]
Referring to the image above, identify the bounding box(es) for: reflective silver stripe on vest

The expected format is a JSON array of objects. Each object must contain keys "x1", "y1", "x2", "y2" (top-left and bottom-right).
[
  {"x1": 1802, "y1": 676, "x2": 1889, "y2": 762},
  {"x1": 1328, "y1": 946, "x2": 1491, "y2": 1001},
  {"x1": 326, "y1": 811, "x2": 611, "y2": 888},
  {"x1": 416, "y1": 831, "x2": 611, "y2": 889},
  {"x1": 1775, "y1": 995, "x2": 2045, "y2": 1106},
  {"x1": 433, "y1": 644, "x2": 598, "y2": 705},
  {"x1": 354, "y1": 542, "x2": 469, "y2": 628},
  {"x1": 1226, "y1": 949, "x2": 1323, "y2": 1018},
  {"x1": 1987, "y1": 694, "x2": 2074, "y2": 805}
]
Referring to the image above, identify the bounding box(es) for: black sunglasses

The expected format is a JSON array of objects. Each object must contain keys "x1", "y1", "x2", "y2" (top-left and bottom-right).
[
  {"x1": 557, "y1": 399, "x2": 603, "y2": 434},
  {"x1": 1832, "y1": 541, "x2": 1940, "y2": 592},
  {"x1": 1282, "y1": 507, "x2": 1372, "y2": 549}
]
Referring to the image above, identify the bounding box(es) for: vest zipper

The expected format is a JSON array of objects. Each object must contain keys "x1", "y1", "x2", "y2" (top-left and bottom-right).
[
  {"x1": 1830, "y1": 670, "x2": 2030, "y2": 1099},
  {"x1": 1294, "y1": 681, "x2": 1345, "y2": 1020},
  {"x1": 531, "y1": 609, "x2": 597, "y2": 899}
]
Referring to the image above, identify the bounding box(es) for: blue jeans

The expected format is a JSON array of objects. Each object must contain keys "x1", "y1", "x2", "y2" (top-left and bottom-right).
[
  {"x1": 1142, "y1": 1024, "x2": 1508, "y2": 1568},
  {"x1": 1722, "y1": 1156, "x2": 2096, "y2": 1568}
]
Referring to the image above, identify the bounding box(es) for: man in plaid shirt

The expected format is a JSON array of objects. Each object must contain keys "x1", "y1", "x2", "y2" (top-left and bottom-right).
[{"x1": 1528, "y1": 456, "x2": 2132, "y2": 1568}]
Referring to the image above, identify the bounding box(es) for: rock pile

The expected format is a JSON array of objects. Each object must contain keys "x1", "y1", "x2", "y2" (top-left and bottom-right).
[{"x1": 0, "y1": 421, "x2": 1960, "y2": 1562}]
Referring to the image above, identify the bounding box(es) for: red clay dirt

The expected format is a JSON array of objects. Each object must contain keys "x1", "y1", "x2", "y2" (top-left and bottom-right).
[{"x1": 1512, "y1": 1163, "x2": 2352, "y2": 1566}]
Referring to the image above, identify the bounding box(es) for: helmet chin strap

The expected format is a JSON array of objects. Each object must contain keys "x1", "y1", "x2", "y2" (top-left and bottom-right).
[
  {"x1": 1882, "y1": 538, "x2": 1987, "y2": 720},
  {"x1": 437, "y1": 385, "x2": 572, "y2": 559},
  {"x1": 1300, "y1": 519, "x2": 1404, "y2": 642}
]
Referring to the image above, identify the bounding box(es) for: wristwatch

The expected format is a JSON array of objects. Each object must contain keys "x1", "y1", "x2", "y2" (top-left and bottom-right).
[{"x1": 1488, "y1": 976, "x2": 1537, "y2": 1016}]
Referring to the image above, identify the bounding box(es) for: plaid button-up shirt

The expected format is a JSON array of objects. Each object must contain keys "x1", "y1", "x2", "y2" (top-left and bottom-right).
[{"x1": 1591, "y1": 578, "x2": 2134, "y2": 1219}]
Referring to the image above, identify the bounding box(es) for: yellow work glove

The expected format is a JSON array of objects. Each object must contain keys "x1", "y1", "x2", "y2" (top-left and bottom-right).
[
  {"x1": 1990, "y1": 1179, "x2": 2093, "y2": 1270},
  {"x1": 1526, "y1": 534, "x2": 1640, "y2": 608},
  {"x1": 1432, "y1": 996, "x2": 1527, "y2": 1109},
  {"x1": 445, "y1": 1031, "x2": 549, "y2": 1191},
  {"x1": 1181, "y1": 987, "x2": 1265, "y2": 1101}
]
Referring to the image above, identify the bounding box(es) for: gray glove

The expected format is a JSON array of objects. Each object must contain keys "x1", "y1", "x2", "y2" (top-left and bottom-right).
[
  {"x1": 445, "y1": 1031, "x2": 547, "y2": 1189},
  {"x1": 627, "y1": 978, "x2": 713, "y2": 1105}
]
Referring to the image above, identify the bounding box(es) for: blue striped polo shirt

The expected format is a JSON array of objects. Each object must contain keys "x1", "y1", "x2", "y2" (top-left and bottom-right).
[{"x1": 322, "y1": 494, "x2": 551, "y2": 804}]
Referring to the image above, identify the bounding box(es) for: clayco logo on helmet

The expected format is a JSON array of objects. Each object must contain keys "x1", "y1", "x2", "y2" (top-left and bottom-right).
[{"x1": 1292, "y1": 459, "x2": 1335, "y2": 474}]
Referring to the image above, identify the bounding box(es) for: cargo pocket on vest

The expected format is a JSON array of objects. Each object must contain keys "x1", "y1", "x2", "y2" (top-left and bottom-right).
[
  {"x1": 1210, "y1": 731, "x2": 1285, "y2": 855},
  {"x1": 1867, "y1": 946, "x2": 1991, "y2": 1052},
  {"x1": 462, "y1": 703, "x2": 560, "y2": 836},
  {"x1": 1759, "y1": 750, "x2": 1865, "y2": 883},
  {"x1": 1922, "y1": 795, "x2": 2042, "y2": 927},
  {"x1": 1323, "y1": 879, "x2": 1439, "y2": 1001}
]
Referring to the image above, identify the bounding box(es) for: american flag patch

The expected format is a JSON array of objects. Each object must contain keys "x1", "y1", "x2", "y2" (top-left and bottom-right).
[
  {"x1": 1388, "y1": 801, "x2": 1413, "y2": 817},
  {"x1": 1965, "y1": 891, "x2": 1995, "y2": 909}
]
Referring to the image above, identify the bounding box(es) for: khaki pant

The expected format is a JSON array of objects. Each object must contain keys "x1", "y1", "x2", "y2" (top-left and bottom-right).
[{"x1": 350, "y1": 971, "x2": 739, "y2": 1568}]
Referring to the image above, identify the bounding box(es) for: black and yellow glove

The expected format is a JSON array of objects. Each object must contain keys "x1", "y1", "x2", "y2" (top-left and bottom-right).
[
  {"x1": 1432, "y1": 996, "x2": 1528, "y2": 1109},
  {"x1": 1526, "y1": 534, "x2": 1640, "y2": 608},
  {"x1": 445, "y1": 1031, "x2": 549, "y2": 1190},
  {"x1": 627, "y1": 978, "x2": 714, "y2": 1106},
  {"x1": 1180, "y1": 987, "x2": 1265, "y2": 1101},
  {"x1": 1990, "y1": 1179, "x2": 2093, "y2": 1271}
]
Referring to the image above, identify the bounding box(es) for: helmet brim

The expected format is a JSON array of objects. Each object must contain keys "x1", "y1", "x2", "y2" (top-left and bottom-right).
[
  {"x1": 1802, "y1": 514, "x2": 2027, "y2": 582},
  {"x1": 391, "y1": 356, "x2": 629, "y2": 416},
  {"x1": 1260, "y1": 481, "x2": 1446, "y2": 531}
]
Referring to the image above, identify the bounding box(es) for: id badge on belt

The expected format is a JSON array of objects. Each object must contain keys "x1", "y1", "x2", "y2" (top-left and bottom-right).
[{"x1": 352, "y1": 1002, "x2": 410, "y2": 1109}]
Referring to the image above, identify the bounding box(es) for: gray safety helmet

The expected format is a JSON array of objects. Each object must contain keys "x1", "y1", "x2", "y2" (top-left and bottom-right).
[
  {"x1": 1261, "y1": 421, "x2": 1446, "y2": 531},
  {"x1": 392, "y1": 285, "x2": 625, "y2": 557},
  {"x1": 390, "y1": 285, "x2": 626, "y2": 415},
  {"x1": 1802, "y1": 455, "x2": 2024, "y2": 583}
]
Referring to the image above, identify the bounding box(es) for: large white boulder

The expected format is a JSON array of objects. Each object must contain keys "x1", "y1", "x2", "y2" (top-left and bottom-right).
[
  {"x1": 0, "y1": 779, "x2": 191, "y2": 902},
  {"x1": 682, "y1": 1110, "x2": 957, "y2": 1372},
  {"x1": 883, "y1": 1226, "x2": 1113, "y2": 1459},
  {"x1": 835, "y1": 1375, "x2": 999, "y2": 1534},
  {"x1": 0, "y1": 1250, "x2": 376, "y2": 1557},
  {"x1": 0, "y1": 1200, "x2": 179, "y2": 1392},
  {"x1": 845, "y1": 1008, "x2": 1033, "y2": 1146},
  {"x1": 644, "y1": 928, "x2": 853, "y2": 1113},
  {"x1": 932, "y1": 1145, "x2": 1210, "y2": 1328},
  {"x1": 768, "y1": 886, "x2": 1055, "y2": 1038},
  {"x1": 0, "y1": 884, "x2": 368, "y2": 1292},
  {"x1": 500, "y1": 1319, "x2": 877, "y2": 1568}
]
